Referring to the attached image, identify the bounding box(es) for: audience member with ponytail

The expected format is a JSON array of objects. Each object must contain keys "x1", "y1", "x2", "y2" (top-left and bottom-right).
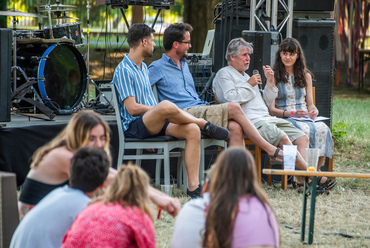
[{"x1": 61, "y1": 164, "x2": 155, "y2": 248}]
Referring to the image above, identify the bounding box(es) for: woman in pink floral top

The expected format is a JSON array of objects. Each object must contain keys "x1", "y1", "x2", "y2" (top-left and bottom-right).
[{"x1": 61, "y1": 164, "x2": 155, "y2": 248}]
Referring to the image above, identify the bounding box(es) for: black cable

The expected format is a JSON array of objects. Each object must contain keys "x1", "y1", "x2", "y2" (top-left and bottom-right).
[{"x1": 284, "y1": 225, "x2": 370, "y2": 240}]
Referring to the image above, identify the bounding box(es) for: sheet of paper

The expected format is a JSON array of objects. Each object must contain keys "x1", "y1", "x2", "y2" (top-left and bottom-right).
[{"x1": 291, "y1": 116, "x2": 330, "y2": 122}]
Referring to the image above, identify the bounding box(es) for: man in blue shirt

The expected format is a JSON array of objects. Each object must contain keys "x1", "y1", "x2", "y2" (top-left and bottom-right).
[
  {"x1": 111, "y1": 24, "x2": 229, "y2": 198},
  {"x1": 149, "y1": 23, "x2": 283, "y2": 161}
]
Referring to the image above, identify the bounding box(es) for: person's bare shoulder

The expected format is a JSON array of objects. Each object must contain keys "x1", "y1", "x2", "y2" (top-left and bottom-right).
[
  {"x1": 41, "y1": 146, "x2": 74, "y2": 172},
  {"x1": 49, "y1": 146, "x2": 74, "y2": 160}
]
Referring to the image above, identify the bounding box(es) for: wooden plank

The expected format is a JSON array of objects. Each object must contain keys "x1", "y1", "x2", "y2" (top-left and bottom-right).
[{"x1": 263, "y1": 169, "x2": 370, "y2": 179}]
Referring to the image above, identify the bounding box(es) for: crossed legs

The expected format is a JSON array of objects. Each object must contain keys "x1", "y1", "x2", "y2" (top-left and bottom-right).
[
  {"x1": 142, "y1": 100, "x2": 204, "y2": 191},
  {"x1": 227, "y1": 102, "x2": 282, "y2": 158}
]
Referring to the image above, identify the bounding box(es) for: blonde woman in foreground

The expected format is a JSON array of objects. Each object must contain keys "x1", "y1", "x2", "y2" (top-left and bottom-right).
[{"x1": 62, "y1": 164, "x2": 155, "y2": 248}]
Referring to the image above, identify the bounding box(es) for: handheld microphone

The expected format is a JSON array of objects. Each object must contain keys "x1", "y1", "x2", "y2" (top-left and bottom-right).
[{"x1": 253, "y1": 69, "x2": 263, "y2": 93}]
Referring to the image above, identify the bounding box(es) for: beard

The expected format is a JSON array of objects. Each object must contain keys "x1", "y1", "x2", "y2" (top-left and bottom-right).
[
  {"x1": 144, "y1": 47, "x2": 154, "y2": 58},
  {"x1": 176, "y1": 49, "x2": 188, "y2": 59}
]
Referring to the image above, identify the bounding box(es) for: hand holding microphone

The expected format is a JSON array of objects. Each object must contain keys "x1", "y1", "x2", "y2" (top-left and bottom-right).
[{"x1": 247, "y1": 69, "x2": 262, "y2": 87}]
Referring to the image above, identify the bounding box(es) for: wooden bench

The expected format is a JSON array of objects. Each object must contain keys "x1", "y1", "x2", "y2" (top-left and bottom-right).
[{"x1": 263, "y1": 169, "x2": 370, "y2": 245}]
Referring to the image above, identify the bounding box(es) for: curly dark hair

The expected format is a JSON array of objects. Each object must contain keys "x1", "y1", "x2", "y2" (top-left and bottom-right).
[
  {"x1": 70, "y1": 147, "x2": 110, "y2": 193},
  {"x1": 273, "y1": 37, "x2": 314, "y2": 88},
  {"x1": 163, "y1": 23, "x2": 193, "y2": 51},
  {"x1": 127, "y1": 23, "x2": 155, "y2": 48}
]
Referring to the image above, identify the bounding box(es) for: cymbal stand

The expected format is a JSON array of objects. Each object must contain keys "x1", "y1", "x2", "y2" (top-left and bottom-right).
[
  {"x1": 84, "y1": 0, "x2": 113, "y2": 109},
  {"x1": 47, "y1": 0, "x2": 54, "y2": 39},
  {"x1": 11, "y1": 17, "x2": 18, "y2": 94}
]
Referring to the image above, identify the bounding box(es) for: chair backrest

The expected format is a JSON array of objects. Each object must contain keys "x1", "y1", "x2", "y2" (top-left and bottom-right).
[
  {"x1": 111, "y1": 83, "x2": 125, "y2": 169},
  {"x1": 152, "y1": 84, "x2": 159, "y2": 102},
  {"x1": 312, "y1": 86, "x2": 316, "y2": 105}
]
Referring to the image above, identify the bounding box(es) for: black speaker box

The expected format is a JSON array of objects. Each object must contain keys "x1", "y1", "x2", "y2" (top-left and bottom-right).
[
  {"x1": 293, "y1": 19, "x2": 335, "y2": 124},
  {"x1": 290, "y1": 0, "x2": 335, "y2": 12},
  {"x1": 0, "y1": 172, "x2": 19, "y2": 248},
  {"x1": 213, "y1": 17, "x2": 250, "y2": 73},
  {"x1": 242, "y1": 31, "x2": 280, "y2": 81},
  {"x1": 0, "y1": 29, "x2": 12, "y2": 122}
]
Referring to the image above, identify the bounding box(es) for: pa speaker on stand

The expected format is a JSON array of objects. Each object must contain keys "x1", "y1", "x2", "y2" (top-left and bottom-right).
[
  {"x1": 242, "y1": 31, "x2": 280, "y2": 81},
  {"x1": 293, "y1": 18, "x2": 335, "y2": 125},
  {"x1": 0, "y1": 29, "x2": 12, "y2": 122}
]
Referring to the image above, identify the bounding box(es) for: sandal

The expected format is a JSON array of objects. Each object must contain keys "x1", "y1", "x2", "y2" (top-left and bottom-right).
[
  {"x1": 297, "y1": 182, "x2": 329, "y2": 195},
  {"x1": 317, "y1": 176, "x2": 337, "y2": 190},
  {"x1": 293, "y1": 181, "x2": 304, "y2": 193},
  {"x1": 269, "y1": 148, "x2": 283, "y2": 164}
]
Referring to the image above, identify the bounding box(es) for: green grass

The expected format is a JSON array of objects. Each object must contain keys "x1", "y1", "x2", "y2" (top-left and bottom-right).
[
  {"x1": 331, "y1": 87, "x2": 370, "y2": 178},
  {"x1": 84, "y1": 54, "x2": 370, "y2": 247},
  {"x1": 151, "y1": 86, "x2": 370, "y2": 247}
]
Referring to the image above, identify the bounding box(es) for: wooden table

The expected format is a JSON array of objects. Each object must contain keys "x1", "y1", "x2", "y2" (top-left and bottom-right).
[{"x1": 263, "y1": 169, "x2": 370, "y2": 245}]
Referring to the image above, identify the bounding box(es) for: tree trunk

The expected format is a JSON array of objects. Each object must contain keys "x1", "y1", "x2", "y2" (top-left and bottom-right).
[
  {"x1": 183, "y1": 0, "x2": 219, "y2": 53},
  {"x1": 132, "y1": 6, "x2": 144, "y2": 25}
]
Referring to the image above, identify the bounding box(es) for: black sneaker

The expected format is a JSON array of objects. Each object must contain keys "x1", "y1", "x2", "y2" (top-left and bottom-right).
[
  {"x1": 187, "y1": 185, "x2": 202, "y2": 199},
  {"x1": 202, "y1": 121, "x2": 229, "y2": 140}
]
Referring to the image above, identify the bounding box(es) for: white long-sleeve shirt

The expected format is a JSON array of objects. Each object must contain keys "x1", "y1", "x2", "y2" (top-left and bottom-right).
[{"x1": 213, "y1": 65, "x2": 278, "y2": 125}]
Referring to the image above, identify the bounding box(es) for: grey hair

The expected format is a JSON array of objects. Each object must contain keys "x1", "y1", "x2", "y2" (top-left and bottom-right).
[{"x1": 225, "y1": 38, "x2": 253, "y2": 62}]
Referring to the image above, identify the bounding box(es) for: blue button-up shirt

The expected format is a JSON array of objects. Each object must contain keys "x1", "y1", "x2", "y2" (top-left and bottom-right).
[
  {"x1": 111, "y1": 55, "x2": 157, "y2": 131},
  {"x1": 148, "y1": 54, "x2": 208, "y2": 109}
]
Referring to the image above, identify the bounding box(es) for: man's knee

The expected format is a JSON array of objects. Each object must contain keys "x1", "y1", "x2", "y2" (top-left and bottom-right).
[
  {"x1": 295, "y1": 134, "x2": 309, "y2": 144},
  {"x1": 279, "y1": 135, "x2": 291, "y2": 145},
  {"x1": 228, "y1": 102, "x2": 243, "y2": 114},
  {"x1": 156, "y1": 100, "x2": 179, "y2": 115},
  {"x1": 228, "y1": 121, "x2": 243, "y2": 137},
  {"x1": 183, "y1": 123, "x2": 201, "y2": 141}
]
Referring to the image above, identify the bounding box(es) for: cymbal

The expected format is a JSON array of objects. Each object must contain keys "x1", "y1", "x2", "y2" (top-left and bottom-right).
[
  {"x1": 39, "y1": 9, "x2": 74, "y2": 13},
  {"x1": 53, "y1": 15, "x2": 79, "y2": 20},
  {"x1": 39, "y1": 4, "x2": 76, "y2": 8},
  {"x1": 0, "y1": 10, "x2": 45, "y2": 18}
]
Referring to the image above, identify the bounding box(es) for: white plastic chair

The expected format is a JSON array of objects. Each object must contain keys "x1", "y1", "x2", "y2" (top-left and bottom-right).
[
  {"x1": 111, "y1": 84, "x2": 186, "y2": 186},
  {"x1": 152, "y1": 84, "x2": 227, "y2": 190}
]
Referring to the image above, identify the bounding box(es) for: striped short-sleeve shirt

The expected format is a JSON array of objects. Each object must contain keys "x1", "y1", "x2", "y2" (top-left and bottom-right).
[{"x1": 111, "y1": 55, "x2": 157, "y2": 131}]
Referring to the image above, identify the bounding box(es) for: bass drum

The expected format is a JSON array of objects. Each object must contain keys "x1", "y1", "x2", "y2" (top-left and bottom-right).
[{"x1": 16, "y1": 42, "x2": 87, "y2": 110}]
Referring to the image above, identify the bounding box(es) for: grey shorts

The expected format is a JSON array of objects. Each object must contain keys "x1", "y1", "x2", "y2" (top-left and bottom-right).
[
  {"x1": 183, "y1": 103, "x2": 228, "y2": 129},
  {"x1": 255, "y1": 118, "x2": 306, "y2": 147}
]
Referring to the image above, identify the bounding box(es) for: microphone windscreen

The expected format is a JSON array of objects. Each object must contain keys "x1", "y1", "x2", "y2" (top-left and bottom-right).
[{"x1": 253, "y1": 69, "x2": 259, "y2": 75}]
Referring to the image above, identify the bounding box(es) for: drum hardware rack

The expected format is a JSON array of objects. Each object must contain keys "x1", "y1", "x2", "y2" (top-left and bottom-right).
[
  {"x1": 9, "y1": 14, "x2": 55, "y2": 119},
  {"x1": 82, "y1": 0, "x2": 114, "y2": 112}
]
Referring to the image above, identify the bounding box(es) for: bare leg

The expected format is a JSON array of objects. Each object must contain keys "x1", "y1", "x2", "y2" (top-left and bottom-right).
[
  {"x1": 227, "y1": 103, "x2": 281, "y2": 156},
  {"x1": 143, "y1": 100, "x2": 207, "y2": 135},
  {"x1": 18, "y1": 201, "x2": 32, "y2": 221},
  {"x1": 293, "y1": 135, "x2": 309, "y2": 163},
  {"x1": 228, "y1": 120, "x2": 244, "y2": 147},
  {"x1": 278, "y1": 135, "x2": 307, "y2": 170},
  {"x1": 318, "y1": 156, "x2": 326, "y2": 171},
  {"x1": 166, "y1": 123, "x2": 201, "y2": 191}
]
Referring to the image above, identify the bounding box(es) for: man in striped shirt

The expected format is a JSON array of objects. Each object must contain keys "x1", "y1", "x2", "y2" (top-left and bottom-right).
[{"x1": 111, "y1": 24, "x2": 229, "y2": 198}]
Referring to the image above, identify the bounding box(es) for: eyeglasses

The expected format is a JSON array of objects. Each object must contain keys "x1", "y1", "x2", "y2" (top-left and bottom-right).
[{"x1": 178, "y1": 40, "x2": 191, "y2": 45}]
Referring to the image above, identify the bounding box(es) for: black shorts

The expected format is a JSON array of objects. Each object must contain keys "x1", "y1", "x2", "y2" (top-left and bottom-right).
[{"x1": 124, "y1": 116, "x2": 170, "y2": 139}]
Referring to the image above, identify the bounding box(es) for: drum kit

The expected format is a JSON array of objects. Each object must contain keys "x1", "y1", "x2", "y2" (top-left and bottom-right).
[{"x1": 1, "y1": 0, "x2": 111, "y2": 119}]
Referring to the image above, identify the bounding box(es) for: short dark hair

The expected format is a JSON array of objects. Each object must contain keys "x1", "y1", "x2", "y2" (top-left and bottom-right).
[
  {"x1": 69, "y1": 147, "x2": 110, "y2": 192},
  {"x1": 127, "y1": 23, "x2": 155, "y2": 48},
  {"x1": 163, "y1": 23, "x2": 193, "y2": 51}
]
